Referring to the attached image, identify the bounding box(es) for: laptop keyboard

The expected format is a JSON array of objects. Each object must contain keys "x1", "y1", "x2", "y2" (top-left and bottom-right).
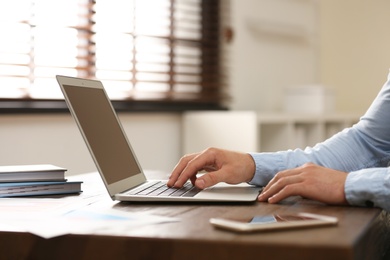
[{"x1": 128, "y1": 181, "x2": 201, "y2": 198}]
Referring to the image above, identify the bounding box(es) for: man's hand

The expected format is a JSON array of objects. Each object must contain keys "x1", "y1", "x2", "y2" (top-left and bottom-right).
[
  {"x1": 258, "y1": 162, "x2": 349, "y2": 205},
  {"x1": 167, "y1": 148, "x2": 256, "y2": 189}
]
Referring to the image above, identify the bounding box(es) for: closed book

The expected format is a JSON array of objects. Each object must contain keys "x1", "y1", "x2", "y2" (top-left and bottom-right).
[
  {"x1": 0, "y1": 164, "x2": 67, "y2": 182},
  {"x1": 0, "y1": 181, "x2": 82, "y2": 197}
]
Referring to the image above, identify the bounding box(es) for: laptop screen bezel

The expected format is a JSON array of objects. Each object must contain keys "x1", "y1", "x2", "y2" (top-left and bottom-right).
[{"x1": 56, "y1": 75, "x2": 146, "y2": 199}]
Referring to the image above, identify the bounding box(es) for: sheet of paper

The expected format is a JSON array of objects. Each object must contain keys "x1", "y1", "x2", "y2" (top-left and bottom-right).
[{"x1": 4, "y1": 203, "x2": 179, "y2": 239}]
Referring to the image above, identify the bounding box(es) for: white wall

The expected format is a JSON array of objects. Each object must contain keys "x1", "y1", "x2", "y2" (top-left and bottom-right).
[
  {"x1": 228, "y1": 0, "x2": 390, "y2": 113},
  {"x1": 229, "y1": 0, "x2": 319, "y2": 111},
  {"x1": 319, "y1": 0, "x2": 390, "y2": 113},
  {"x1": 0, "y1": 113, "x2": 181, "y2": 175}
]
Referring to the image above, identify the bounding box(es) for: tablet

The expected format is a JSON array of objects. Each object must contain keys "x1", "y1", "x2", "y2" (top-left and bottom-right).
[{"x1": 209, "y1": 212, "x2": 338, "y2": 232}]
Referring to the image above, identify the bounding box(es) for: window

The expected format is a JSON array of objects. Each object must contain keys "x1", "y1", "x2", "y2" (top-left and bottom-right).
[{"x1": 0, "y1": 0, "x2": 227, "y2": 111}]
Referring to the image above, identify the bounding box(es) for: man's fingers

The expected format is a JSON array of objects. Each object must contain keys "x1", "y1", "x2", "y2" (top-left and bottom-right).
[
  {"x1": 194, "y1": 170, "x2": 225, "y2": 189},
  {"x1": 167, "y1": 153, "x2": 198, "y2": 187},
  {"x1": 258, "y1": 174, "x2": 303, "y2": 202},
  {"x1": 168, "y1": 149, "x2": 219, "y2": 188},
  {"x1": 266, "y1": 184, "x2": 301, "y2": 203},
  {"x1": 261, "y1": 167, "x2": 302, "y2": 194}
]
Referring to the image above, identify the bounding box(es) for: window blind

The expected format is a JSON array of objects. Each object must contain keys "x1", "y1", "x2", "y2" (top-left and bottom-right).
[{"x1": 0, "y1": 0, "x2": 227, "y2": 108}]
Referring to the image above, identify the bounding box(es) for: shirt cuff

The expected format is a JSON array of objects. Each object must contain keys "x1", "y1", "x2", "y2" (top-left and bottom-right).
[
  {"x1": 345, "y1": 167, "x2": 390, "y2": 210},
  {"x1": 247, "y1": 152, "x2": 286, "y2": 186}
]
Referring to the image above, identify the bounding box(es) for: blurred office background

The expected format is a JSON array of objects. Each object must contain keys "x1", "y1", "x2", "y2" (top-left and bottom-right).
[{"x1": 0, "y1": 0, "x2": 389, "y2": 175}]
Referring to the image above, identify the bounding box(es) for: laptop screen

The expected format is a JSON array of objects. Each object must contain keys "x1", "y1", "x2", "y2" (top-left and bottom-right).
[{"x1": 62, "y1": 84, "x2": 142, "y2": 185}]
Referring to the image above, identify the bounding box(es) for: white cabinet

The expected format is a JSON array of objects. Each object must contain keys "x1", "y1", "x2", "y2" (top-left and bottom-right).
[{"x1": 257, "y1": 113, "x2": 361, "y2": 152}]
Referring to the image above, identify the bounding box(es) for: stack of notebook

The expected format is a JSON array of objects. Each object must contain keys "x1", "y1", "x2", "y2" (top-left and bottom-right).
[{"x1": 0, "y1": 164, "x2": 82, "y2": 197}]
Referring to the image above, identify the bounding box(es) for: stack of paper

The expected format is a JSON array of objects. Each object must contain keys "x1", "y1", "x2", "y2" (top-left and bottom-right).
[{"x1": 0, "y1": 164, "x2": 82, "y2": 197}]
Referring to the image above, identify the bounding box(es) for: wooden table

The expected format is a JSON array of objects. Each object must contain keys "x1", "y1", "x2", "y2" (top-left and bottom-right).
[{"x1": 1, "y1": 173, "x2": 389, "y2": 260}]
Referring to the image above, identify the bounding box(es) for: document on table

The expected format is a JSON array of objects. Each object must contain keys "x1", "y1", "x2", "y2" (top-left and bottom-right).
[{"x1": 0, "y1": 172, "x2": 179, "y2": 239}]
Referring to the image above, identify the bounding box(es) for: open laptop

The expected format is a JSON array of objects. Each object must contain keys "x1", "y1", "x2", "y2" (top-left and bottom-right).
[{"x1": 56, "y1": 75, "x2": 262, "y2": 202}]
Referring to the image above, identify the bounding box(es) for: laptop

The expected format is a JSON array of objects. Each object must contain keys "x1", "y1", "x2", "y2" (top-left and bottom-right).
[{"x1": 56, "y1": 75, "x2": 262, "y2": 202}]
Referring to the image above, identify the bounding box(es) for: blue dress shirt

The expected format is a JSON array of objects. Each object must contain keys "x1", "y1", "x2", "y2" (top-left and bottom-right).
[{"x1": 249, "y1": 70, "x2": 390, "y2": 211}]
